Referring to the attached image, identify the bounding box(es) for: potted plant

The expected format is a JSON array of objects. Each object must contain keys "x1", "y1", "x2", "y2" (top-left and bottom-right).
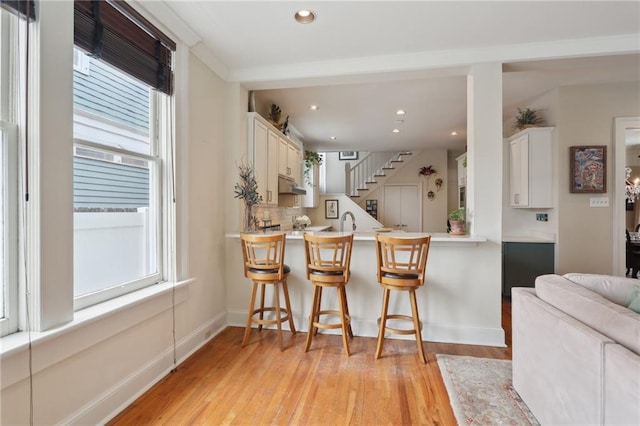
[
  {"x1": 514, "y1": 107, "x2": 542, "y2": 130},
  {"x1": 233, "y1": 163, "x2": 263, "y2": 231},
  {"x1": 303, "y1": 150, "x2": 322, "y2": 185},
  {"x1": 448, "y1": 208, "x2": 466, "y2": 235}
]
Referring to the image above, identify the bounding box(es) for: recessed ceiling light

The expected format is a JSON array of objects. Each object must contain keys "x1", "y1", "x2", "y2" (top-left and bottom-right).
[
  {"x1": 451, "y1": 131, "x2": 458, "y2": 136},
  {"x1": 330, "y1": 136, "x2": 337, "y2": 140},
  {"x1": 295, "y1": 10, "x2": 316, "y2": 24},
  {"x1": 396, "y1": 109, "x2": 406, "y2": 116},
  {"x1": 309, "y1": 105, "x2": 319, "y2": 111},
  {"x1": 394, "y1": 119, "x2": 404, "y2": 125},
  {"x1": 392, "y1": 129, "x2": 400, "y2": 133}
]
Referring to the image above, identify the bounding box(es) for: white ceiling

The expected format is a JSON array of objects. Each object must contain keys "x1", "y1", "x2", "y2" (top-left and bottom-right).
[{"x1": 139, "y1": 1, "x2": 640, "y2": 152}]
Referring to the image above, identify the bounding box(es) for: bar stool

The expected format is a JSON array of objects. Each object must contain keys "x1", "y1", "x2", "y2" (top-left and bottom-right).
[
  {"x1": 240, "y1": 232, "x2": 296, "y2": 351},
  {"x1": 375, "y1": 234, "x2": 431, "y2": 363},
  {"x1": 303, "y1": 233, "x2": 354, "y2": 355}
]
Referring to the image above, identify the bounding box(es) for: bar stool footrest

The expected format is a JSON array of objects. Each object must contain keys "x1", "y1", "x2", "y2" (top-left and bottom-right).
[
  {"x1": 312, "y1": 309, "x2": 351, "y2": 330},
  {"x1": 250, "y1": 307, "x2": 291, "y2": 326},
  {"x1": 377, "y1": 314, "x2": 422, "y2": 335}
]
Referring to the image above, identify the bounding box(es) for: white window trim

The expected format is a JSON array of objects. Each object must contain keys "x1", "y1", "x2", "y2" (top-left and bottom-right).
[{"x1": 0, "y1": 121, "x2": 18, "y2": 336}]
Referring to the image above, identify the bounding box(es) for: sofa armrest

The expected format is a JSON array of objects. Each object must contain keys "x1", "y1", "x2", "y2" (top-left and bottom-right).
[
  {"x1": 512, "y1": 287, "x2": 614, "y2": 426},
  {"x1": 603, "y1": 343, "x2": 640, "y2": 425}
]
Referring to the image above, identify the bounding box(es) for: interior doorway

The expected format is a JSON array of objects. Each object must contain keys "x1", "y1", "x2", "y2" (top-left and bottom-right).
[{"x1": 614, "y1": 117, "x2": 640, "y2": 276}]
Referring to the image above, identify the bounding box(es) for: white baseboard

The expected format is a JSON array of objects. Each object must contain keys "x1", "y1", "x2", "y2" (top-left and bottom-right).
[
  {"x1": 227, "y1": 309, "x2": 505, "y2": 347},
  {"x1": 64, "y1": 312, "x2": 227, "y2": 425}
]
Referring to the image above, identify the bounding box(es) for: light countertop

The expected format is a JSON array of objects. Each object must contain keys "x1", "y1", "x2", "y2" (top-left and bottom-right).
[{"x1": 227, "y1": 230, "x2": 487, "y2": 244}]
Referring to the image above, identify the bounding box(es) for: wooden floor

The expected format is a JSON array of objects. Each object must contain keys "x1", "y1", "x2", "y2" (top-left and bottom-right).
[{"x1": 108, "y1": 301, "x2": 512, "y2": 425}]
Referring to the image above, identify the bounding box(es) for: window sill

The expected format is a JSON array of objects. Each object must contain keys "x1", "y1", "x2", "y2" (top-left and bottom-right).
[{"x1": 1, "y1": 278, "x2": 194, "y2": 389}]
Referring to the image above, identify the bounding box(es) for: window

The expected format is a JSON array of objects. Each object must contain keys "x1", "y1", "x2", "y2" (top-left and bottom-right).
[
  {"x1": 0, "y1": 7, "x2": 22, "y2": 336},
  {"x1": 72, "y1": 49, "x2": 168, "y2": 309},
  {"x1": 71, "y1": 0, "x2": 176, "y2": 310}
]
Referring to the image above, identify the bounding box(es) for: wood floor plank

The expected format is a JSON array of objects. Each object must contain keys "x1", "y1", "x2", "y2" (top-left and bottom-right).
[{"x1": 108, "y1": 302, "x2": 512, "y2": 425}]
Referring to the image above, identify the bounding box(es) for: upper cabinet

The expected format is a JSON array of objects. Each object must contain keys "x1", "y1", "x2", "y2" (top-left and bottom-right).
[
  {"x1": 248, "y1": 113, "x2": 279, "y2": 205},
  {"x1": 278, "y1": 137, "x2": 302, "y2": 184},
  {"x1": 507, "y1": 127, "x2": 554, "y2": 208}
]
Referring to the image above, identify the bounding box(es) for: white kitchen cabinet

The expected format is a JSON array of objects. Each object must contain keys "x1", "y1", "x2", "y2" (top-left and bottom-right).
[
  {"x1": 248, "y1": 113, "x2": 278, "y2": 205},
  {"x1": 507, "y1": 127, "x2": 554, "y2": 208},
  {"x1": 383, "y1": 184, "x2": 421, "y2": 231},
  {"x1": 278, "y1": 136, "x2": 302, "y2": 185}
]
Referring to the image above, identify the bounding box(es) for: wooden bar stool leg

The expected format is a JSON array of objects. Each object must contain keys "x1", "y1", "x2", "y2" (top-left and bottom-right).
[
  {"x1": 258, "y1": 283, "x2": 266, "y2": 332},
  {"x1": 342, "y1": 287, "x2": 354, "y2": 338},
  {"x1": 314, "y1": 287, "x2": 323, "y2": 336},
  {"x1": 337, "y1": 284, "x2": 351, "y2": 356},
  {"x1": 409, "y1": 289, "x2": 426, "y2": 364},
  {"x1": 305, "y1": 285, "x2": 321, "y2": 352},
  {"x1": 274, "y1": 283, "x2": 284, "y2": 351},
  {"x1": 282, "y1": 279, "x2": 296, "y2": 334},
  {"x1": 375, "y1": 288, "x2": 390, "y2": 359},
  {"x1": 243, "y1": 282, "x2": 259, "y2": 347}
]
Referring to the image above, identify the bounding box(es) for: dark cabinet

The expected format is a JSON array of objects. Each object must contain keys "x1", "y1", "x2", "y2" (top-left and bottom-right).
[{"x1": 502, "y1": 242, "x2": 555, "y2": 297}]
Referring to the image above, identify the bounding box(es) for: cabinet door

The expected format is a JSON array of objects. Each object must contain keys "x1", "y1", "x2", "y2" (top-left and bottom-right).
[
  {"x1": 502, "y1": 242, "x2": 554, "y2": 297},
  {"x1": 278, "y1": 137, "x2": 288, "y2": 177},
  {"x1": 510, "y1": 135, "x2": 529, "y2": 206},
  {"x1": 288, "y1": 144, "x2": 301, "y2": 184},
  {"x1": 252, "y1": 119, "x2": 269, "y2": 203},
  {"x1": 383, "y1": 185, "x2": 421, "y2": 231},
  {"x1": 266, "y1": 130, "x2": 279, "y2": 204}
]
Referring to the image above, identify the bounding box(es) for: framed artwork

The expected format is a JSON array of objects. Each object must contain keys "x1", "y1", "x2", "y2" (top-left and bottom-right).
[
  {"x1": 365, "y1": 199, "x2": 378, "y2": 220},
  {"x1": 325, "y1": 199, "x2": 339, "y2": 219},
  {"x1": 339, "y1": 151, "x2": 358, "y2": 161},
  {"x1": 570, "y1": 145, "x2": 607, "y2": 193}
]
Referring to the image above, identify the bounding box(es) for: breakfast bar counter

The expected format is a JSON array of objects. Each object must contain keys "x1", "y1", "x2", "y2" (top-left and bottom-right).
[{"x1": 224, "y1": 231, "x2": 505, "y2": 347}]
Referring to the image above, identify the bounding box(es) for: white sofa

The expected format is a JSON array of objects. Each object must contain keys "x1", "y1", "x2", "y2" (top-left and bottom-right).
[{"x1": 512, "y1": 273, "x2": 640, "y2": 425}]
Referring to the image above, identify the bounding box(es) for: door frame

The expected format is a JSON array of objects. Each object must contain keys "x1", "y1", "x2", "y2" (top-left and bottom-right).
[{"x1": 614, "y1": 117, "x2": 640, "y2": 276}]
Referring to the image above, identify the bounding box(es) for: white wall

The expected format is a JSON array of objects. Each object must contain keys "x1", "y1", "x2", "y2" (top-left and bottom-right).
[{"x1": 556, "y1": 82, "x2": 640, "y2": 274}]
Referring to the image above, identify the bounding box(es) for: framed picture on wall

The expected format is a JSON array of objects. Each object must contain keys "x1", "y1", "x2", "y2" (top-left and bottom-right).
[
  {"x1": 339, "y1": 151, "x2": 358, "y2": 161},
  {"x1": 325, "y1": 199, "x2": 339, "y2": 219},
  {"x1": 569, "y1": 145, "x2": 607, "y2": 193}
]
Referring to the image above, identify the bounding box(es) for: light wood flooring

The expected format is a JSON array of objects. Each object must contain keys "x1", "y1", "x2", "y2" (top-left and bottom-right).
[{"x1": 108, "y1": 301, "x2": 512, "y2": 425}]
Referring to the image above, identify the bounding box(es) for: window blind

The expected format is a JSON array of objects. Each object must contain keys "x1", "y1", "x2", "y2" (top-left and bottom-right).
[
  {"x1": 0, "y1": 0, "x2": 36, "y2": 20},
  {"x1": 74, "y1": 0, "x2": 175, "y2": 95}
]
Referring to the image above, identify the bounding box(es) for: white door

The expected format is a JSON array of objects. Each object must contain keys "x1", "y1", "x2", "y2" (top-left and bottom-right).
[{"x1": 383, "y1": 184, "x2": 421, "y2": 231}]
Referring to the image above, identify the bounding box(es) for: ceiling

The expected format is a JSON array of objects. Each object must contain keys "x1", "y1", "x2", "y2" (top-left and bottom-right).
[{"x1": 140, "y1": 1, "x2": 640, "y2": 153}]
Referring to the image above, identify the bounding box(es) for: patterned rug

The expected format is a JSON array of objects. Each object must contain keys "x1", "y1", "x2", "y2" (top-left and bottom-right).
[{"x1": 436, "y1": 354, "x2": 540, "y2": 425}]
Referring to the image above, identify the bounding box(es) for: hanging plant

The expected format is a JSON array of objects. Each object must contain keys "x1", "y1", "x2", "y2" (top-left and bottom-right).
[
  {"x1": 233, "y1": 163, "x2": 263, "y2": 231},
  {"x1": 303, "y1": 151, "x2": 323, "y2": 185}
]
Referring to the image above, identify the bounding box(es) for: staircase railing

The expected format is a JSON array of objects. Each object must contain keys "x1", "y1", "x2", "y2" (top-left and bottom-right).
[{"x1": 344, "y1": 151, "x2": 406, "y2": 196}]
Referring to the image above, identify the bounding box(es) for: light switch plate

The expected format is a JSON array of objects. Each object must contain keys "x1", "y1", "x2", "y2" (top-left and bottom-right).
[{"x1": 589, "y1": 197, "x2": 609, "y2": 207}]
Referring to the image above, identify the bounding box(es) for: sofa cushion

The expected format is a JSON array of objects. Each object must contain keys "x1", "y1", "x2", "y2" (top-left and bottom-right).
[
  {"x1": 536, "y1": 274, "x2": 640, "y2": 354},
  {"x1": 563, "y1": 273, "x2": 637, "y2": 306},
  {"x1": 627, "y1": 284, "x2": 640, "y2": 314}
]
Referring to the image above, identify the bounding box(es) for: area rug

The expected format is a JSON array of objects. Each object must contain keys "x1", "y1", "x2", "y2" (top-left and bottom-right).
[{"x1": 436, "y1": 354, "x2": 540, "y2": 425}]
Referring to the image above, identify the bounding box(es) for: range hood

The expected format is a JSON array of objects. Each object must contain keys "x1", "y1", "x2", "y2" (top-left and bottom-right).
[{"x1": 278, "y1": 177, "x2": 307, "y2": 195}]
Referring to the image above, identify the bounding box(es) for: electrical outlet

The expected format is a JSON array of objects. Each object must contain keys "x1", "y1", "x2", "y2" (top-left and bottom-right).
[
  {"x1": 589, "y1": 197, "x2": 609, "y2": 207},
  {"x1": 536, "y1": 213, "x2": 548, "y2": 222}
]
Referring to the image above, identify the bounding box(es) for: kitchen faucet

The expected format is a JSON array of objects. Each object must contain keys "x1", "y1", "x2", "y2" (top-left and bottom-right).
[{"x1": 339, "y1": 211, "x2": 357, "y2": 232}]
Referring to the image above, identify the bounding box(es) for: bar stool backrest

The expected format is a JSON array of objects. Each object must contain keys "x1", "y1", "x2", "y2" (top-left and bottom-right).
[
  {"x1": 376, "y1": 234, "x2": 431, "y2": 287},
  {"x1": 240, "y1": 233, "x2": 287, "y2": 280},
  {"x1": 303, "y1": 233, "x2": 354, "y2": 281}
]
